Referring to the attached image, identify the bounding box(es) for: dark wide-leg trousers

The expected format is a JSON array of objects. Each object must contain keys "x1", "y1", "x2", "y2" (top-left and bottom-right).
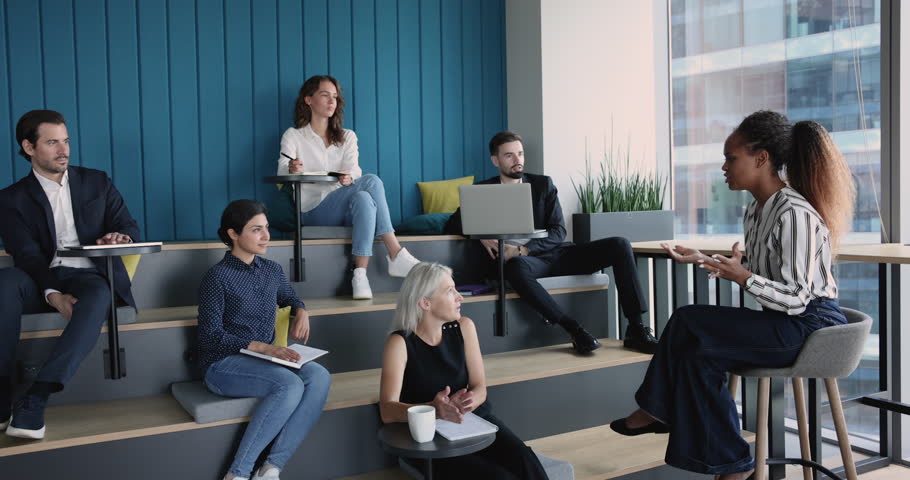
[{"x1": 634, "y1": 299, "x2": 845, "y2": 475}]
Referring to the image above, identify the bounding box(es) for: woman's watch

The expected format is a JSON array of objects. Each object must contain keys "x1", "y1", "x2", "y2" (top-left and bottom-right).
[{"x1": 744, "y1": 275, "x2": 755, "y2": 289}]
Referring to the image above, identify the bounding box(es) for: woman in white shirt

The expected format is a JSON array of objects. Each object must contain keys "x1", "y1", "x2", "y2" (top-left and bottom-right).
[
  {"x1": 609, "y1": 111, "x2": 856, "y2": 480},
  {"x1": 278, "y1": 75, "x2": 419, "y2": 299}
]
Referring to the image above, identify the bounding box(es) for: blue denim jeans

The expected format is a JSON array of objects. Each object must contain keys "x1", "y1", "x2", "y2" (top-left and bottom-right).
[
  {"x1": 301, "y1": 174, "x2": 395, "y2": 257},
  {"x1": 204, "y1": 355, "x2": 331, "y2": 477},
  {"x1": 635, "y1": 298, "x2": 846, "y2": 475}
]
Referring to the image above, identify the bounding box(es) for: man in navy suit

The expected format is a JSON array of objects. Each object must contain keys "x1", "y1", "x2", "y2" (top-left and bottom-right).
[{"x1": 0, "y1": 110, "x2": 139, "y2": 440}]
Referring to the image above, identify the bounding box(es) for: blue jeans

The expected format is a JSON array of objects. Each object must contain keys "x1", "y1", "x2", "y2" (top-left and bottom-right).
[
  {"x1": 204, "y1": 355, "x2": 332, "y2": 477},
  {"x1": 301, "y1": 174, "x2": 395, "y2": 257},
  {"x1": 0, "y1": 266, "x2": 111, "y2": 392},
  {"x1": 635, "y1": 298, "x2": 846, "y2": 475}
]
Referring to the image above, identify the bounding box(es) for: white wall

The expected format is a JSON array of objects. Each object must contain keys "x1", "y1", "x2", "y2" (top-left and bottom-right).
[{"x1": 507, "y1": 0, "x2": 671, "y2": 239}]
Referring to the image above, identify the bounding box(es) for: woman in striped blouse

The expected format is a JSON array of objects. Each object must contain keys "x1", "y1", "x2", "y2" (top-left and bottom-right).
[{"x1": 609, "y1": 111, "x2": 856, "y2": 480}]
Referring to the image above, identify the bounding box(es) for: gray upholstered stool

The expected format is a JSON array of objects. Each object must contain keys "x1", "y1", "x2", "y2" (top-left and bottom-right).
[{"x1": 729, "y1": 307, "x2": 872, "y2": 480}]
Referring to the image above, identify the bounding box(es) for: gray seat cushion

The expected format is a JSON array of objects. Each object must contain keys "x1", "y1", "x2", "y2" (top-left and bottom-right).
[
  {"x1": 21, "y1": 305, "x2": 136, "y2": 332},
  {"x1": 399, "y1": 453, "x2": 573, "y2": 479},
  {"x1": 171, "y1": 381, "x2": 258, "y2": 424},
  {"x1": 733, "y1": 307, "x2": 872, "y2": 379},
  {"x1": 299, "y1": 226, "x2": 353, "y2": 239},
  {"x1": 537, "y1": 273, "x2": 610, "y2": 290}
]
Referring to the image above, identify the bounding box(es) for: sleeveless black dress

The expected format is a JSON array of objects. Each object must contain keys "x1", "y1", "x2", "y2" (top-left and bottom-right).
[{"x1": 392, "y1": 321, "x2": 549, "y2": 480}]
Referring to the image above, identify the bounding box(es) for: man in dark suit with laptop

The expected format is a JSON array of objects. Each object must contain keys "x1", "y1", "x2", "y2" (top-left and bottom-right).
[
  {"x1": 445, "y1": 131, "x2": 657, "y2": 355},
  {"x1": 0, "y1": 110, "x2": 139, "y2": 440}
]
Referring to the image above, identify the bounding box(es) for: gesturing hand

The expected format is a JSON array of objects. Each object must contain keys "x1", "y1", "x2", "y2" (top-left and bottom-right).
[
  {"x1": 480, "y1": 239, "x2": 499, "y2": 260},
  {"x1": 290, "y1": 308, "x2": 310, "y2": 343},
  {"x1": 661, "y1": 242, "x2": 706, "y2": 264},
  {"x1": 47, "y1": 292, "x2": 78, "y2": 321},
  {"x1": 697, "y1": 241, "x2": 752, "y2": 285},
  {"x1": 432, "y1": 386, "x2": 464, "y2": 423},
  {"x1": 448, "y1": 388, "x2": 475, "y2": 414}
]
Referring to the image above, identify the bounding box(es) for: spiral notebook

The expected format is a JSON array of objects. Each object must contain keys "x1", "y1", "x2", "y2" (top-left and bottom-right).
[{"x1": 435, "y1": 412, "x2": 499, "y2": 441}]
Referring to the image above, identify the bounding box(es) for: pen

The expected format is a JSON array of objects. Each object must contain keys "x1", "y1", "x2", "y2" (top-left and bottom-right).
[{"x1": 281, "y1": 152, "x2": 294, "y2": 161}]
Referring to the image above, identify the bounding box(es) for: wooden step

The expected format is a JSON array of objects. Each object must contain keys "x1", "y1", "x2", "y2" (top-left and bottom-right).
[
  {"x1": 19, "y1": 285, "x2": 608, "y2": 340},
  {"x1": 0, "y1": 340, "x2": 647, "y2": 457},
  {"x1": 338, "y1": 424, "x2": 757, "y2": 480}
]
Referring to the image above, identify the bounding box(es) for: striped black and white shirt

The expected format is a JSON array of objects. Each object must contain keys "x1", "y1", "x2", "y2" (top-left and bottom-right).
[{"x1": 742, "y1": 186, "x2": 837, "y2": 315}]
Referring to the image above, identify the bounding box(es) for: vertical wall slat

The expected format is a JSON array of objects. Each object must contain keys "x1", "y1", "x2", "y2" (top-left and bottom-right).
[
  {"x1": 7, "y1": 0, "x2": 44, "y2": 181},
  {"x1": 303, "y1": 0, "x2": 328, "y2": 76},
  {"x1": 224, "y1": 0, "x2": 255, "y2": 201},
  {"x1": 376, "y1": 0, "x2": 401, "y2": 224},
  {"x1": 419, "y1": 0, "x2": 442, "y2": 183},
  {"x1": 167, "y1": 0, "x2": 202, "y2": 239},
  {"x1": 73, "y1": 0, "x2": 112, "y2": 174},
  {"x1": 41, "y1": 0, "x2": 78, "y2": 168},
  {"x1": 328, "y1": 0, "x2": 353, "y2": 129},
  {"x1": 440, "y1": 0, "x2": 463, "y2": 181},
  {"x1": 197, "y1": 0, "x2": 228, "y2": 238},
  {"x1": 107, "y1": 0, "x2": 145, "y2": 236},
  {"x1": 397, "y1": 0, "x2": 422, "y2": 219},
  {"x1": 0, "y1": 0, "x2": 13, "y2": 188},
  {"x1": 462, "y1": 0, "x2": 483, "y2": 178},
  {"x1": 481, "y1": 0, "x2": 504, "y2": 178},
  {"x1": 278, "y1": 0, "x2": 304, "y2": 133},
  {"x1": 137, "y1": 0, "x2": 175, "y2": 240},
  {"x1": 351, "y1": 0, "x2": 377, "y2": 175},
  {"x1": 252, "y1": 0, "x2": 280, "y2": 208}
]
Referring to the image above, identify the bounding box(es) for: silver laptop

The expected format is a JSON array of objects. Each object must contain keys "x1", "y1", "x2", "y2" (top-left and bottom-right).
[{"x1": 458, "y1": 183, "x2": 546, "y2": 235}]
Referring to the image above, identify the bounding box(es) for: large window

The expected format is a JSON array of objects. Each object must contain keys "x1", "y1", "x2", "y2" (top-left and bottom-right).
[{"x1": 670, "y1": 0, "x2": 883, "y2": 463}]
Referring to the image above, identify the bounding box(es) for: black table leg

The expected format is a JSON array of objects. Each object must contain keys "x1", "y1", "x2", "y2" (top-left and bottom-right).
[
  {"x1": 495, "y1": 239, "x2": 507, "y2": 336},
  {"x1": 105, "y1": 256, "x2": 122, "y2": 379},
  {"x1": 426, "y1": 458, "x2": 433, "y2": 480},
  {"x1": 293, "y1": 183, "x2": 304, "y2": 282}
]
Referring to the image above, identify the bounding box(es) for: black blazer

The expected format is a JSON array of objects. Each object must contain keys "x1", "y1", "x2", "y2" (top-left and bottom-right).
[
  {"x1": 0, "y1": 166, "x2": 141, "y2": 307},
  {"x1": 444, "y1": 173, "x2": 569, "y2": 256}
]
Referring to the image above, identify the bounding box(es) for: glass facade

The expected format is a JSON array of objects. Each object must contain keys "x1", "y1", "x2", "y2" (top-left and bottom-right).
[{"x1": 670, "y1": 0, "x2": 883, "y2": 458}]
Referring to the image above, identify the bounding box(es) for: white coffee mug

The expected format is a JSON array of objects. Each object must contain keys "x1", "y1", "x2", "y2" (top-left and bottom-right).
[{"x1": 407, "y1": 405, "x2": 436, "y2": 443}]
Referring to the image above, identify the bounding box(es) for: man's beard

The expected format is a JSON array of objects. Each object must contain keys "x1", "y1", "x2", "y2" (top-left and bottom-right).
[{"x1": 502, "y1": 167, "x2": 523, "y2": 179}]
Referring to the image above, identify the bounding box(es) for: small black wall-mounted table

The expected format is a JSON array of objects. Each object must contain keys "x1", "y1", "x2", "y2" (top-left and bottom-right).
[
  {"x1": 467, "y1": 232, "x2": 548, "y2": 336},
  {"x1": 377, "y1": 423, "x2": 496, "y2": 480},
  {"x1": 57, "y1": 243, "x2": 162, "y2": 379},
  {"x1": 263, "y1": 175, "x2": 339, "y2": 282}
]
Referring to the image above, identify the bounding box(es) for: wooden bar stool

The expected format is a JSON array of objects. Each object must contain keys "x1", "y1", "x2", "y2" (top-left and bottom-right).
[{"x1": 729, "y1": 307, "x2": 872, "y2": 480}]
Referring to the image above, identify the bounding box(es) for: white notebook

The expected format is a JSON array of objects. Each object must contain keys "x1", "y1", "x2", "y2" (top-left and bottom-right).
[
  {"x1": 435, "y1": 412, "x2": 499, "y2": 441},
  {"x1": 65, "y1": 241, "x2": 163, "y2": 250},
  {"x1": 240, "y1": 344, "x2": 328, "y2": 369}
]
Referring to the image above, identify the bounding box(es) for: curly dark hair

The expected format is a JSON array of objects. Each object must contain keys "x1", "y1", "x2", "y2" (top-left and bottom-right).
[
  {"x1": 293, "y1": 75, "x2": 346, "y2": 147},
  {"x1": 217, "y1": 199, "x2": 268, "y2": 248},
  {"x1": 732, "y1": 110, "x2": 792, "y2": 171},
  {"x1": 489, "y1": 131, "x2": 523, "y2": 156}
]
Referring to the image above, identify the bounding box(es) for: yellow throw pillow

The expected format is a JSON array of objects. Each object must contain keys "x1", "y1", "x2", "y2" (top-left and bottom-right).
[
  {"x1": 274, "y1": 306, "x2": 291, "y2": 347},
  {"x1": 121, "y1": 254, "x2": 141, "y2": 281},
  {"x1": 417, "y1": 176, "x2": 474, "y2": 214}
]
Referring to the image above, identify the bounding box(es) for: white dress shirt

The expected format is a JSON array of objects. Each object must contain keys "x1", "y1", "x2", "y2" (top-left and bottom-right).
[
  {"x1": 34, "y1": 169, "x2": 94, "y2": 270},
  {"x1": 277, "y1": 124, "x2": 362, "y2": 212},
  {"x1": 742, "y1": 186, "x2": 838, "y2": 315}
]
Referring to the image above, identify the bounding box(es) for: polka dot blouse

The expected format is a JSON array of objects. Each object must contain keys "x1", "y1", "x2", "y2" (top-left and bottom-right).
[{"x1": 196, "y1": 252, "x2": 306, "y2": 373}]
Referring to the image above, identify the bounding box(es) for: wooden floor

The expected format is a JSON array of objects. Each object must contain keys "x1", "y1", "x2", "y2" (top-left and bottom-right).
[{"x1": 0, "y1": 340, "x2": 648, "y2": 456}]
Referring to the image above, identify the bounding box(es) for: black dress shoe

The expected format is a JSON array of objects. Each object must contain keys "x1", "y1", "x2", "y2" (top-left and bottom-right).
[
  {"x1": 569, "y1": 327, "x2": 601, "y2": 354},
  {"x1": 623, "y1": 323, "x2": 658, "y2": 354},
  {"x1": 609, "y1": 417, "x2": 670, "y2": 436}
]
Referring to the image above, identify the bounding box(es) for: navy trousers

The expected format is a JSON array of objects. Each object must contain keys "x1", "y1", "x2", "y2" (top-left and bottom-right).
[
  {"x1": 0, "y1": 266, "x2": 111, "y2": 393},
  {"x1": 502, "y1": 236, "x2": 647, "y2": 324},
  {"x1": 634, "y1": 298, "x2": 846, "y2": 475}
]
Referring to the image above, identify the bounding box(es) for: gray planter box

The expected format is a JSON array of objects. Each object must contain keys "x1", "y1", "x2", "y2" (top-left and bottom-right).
[{"x1": 572, "y1": 210, "x2": 674, "y2": 244}]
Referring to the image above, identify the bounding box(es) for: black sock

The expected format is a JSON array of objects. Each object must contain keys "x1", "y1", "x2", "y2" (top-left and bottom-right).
[
  {"x1": 627, "y1": 314, "x2": 644, "y2": 328},
  {"x1": 557, "y1": 316, "x2": 582, "y2": 334},
  {"x1": 25, "y1": 381, "x2": 54, "y2": 400}
]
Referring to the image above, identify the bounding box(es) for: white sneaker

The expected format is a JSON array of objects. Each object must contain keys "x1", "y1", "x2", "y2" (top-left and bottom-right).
[
  {"x1": 252, "y1": 467, "x2": 280, "y2": 480},
  {"x1": 0, "y1": 416, "x2": 9, "y2": 430},
  {"x1": 387, "y1": 247, "x2": 420, "y2": 278},
  {"x1": 352, "y1": 268, "x2": 373, "y2": 299}
]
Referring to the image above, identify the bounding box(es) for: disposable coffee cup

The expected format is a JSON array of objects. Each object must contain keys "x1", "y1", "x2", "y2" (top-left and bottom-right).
[{"x1": 407, "y1": 405, "x2": 436, "y2": 443}]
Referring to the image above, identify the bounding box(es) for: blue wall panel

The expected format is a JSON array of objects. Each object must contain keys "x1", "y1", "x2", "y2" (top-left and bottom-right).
[{"x1": 1, "y1": 0, "x2": 506, "y2": 241}]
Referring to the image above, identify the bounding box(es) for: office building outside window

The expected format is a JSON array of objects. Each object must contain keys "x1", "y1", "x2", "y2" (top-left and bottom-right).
[{"x1": 670, "y1": 0, "x2": 883, "y2": 459}]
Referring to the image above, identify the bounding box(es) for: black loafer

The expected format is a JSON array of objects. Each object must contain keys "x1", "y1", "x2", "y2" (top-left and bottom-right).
[
  {"x1": 609, "y1": 417, "x2": 669, "y2": 436},
  {"x1": 570, "y1": 327, "x2": 601, "y2": 354},
  {"x1": 623, "y1": 323, "x2": 658, "y2": 354}
]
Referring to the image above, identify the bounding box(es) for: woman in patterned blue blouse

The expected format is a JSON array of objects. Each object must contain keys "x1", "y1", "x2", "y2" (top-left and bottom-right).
[
  {"x1": 610, "y1": 111, "x2": 856, "y2": 480},
  {"x1": 197, "y1": 199, "x2": 331, "y2": 480}
]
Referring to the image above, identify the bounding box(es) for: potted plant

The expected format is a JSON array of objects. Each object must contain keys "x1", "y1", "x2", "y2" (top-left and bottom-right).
[{"x1": 571, "y1": 136, "x2": 673, "y2": 244}]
